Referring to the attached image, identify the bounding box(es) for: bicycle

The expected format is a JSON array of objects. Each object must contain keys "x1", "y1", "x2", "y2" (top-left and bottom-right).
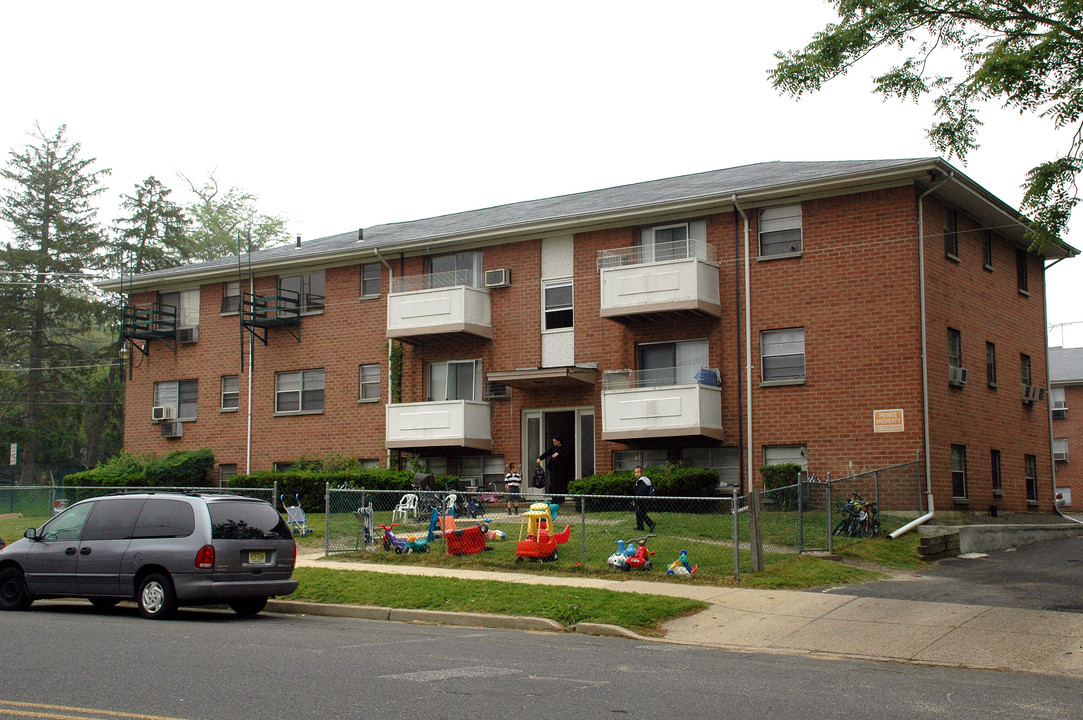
[{"x1": 833, "y1": 493, "x2": 880, "y2": 538}]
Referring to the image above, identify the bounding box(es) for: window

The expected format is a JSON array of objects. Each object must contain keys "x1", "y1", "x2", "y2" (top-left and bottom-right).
[
  {"x1": 682, "y1": 447, "x2": 740, "y2": 488},
  {"x1": 221, "y1": 281, "x2": 241, "y2": 313},
  {"x1": 459, "y1": 455, "x2": 506, "y2": 489},
  {"x1": 154, "y1": 379, "x2": 198, "y2": 420},
  {"x1": 416, "y1": 456, "x2": 448, "y2": 475},
  {"x1": 221, "y1": 375, "x2": 239, "y2": 411},
  {"x1": 159, "y1": 288, "x2": 200, "y2": 328},
  {"x1": 763, "y1": 445, "x2": 808, "y2": 470},
  {"x1": 280, "y1": 270, "x2": 325, "y2": 313},
  {"x1": 1051, "y1": 386, "x2": 1067, "y2": 410},
  {"x1": 133, "y1": 499, "x2": 195, "y2": 539},
  {"x1": 83, "y1": 498, "x2": 144, "y2": 541},
  {"x1": 982, "y1": 231, "x2": 993, "y2": 270},
  {"x1": 275, "y1": 369, "x2": 325, "y2": 413},
  {"x1": 1020, "y1": 354, "x2": 1032, "y2": 386},
  {"x1": 637, "y1": 338, "x2": 709, "y2": 387},
  {"x1": 637, "y1": 220, "x2": 705, "y2": 263},
  {"x1": 360, "y1": 459, "x2": 380, "y2": 470},
  {"x1": 428, "y1": 251, "x2": 482, "y2": 288},
  {"x1": 951, "y1": 445, "x2": 967, "y2": 498},
  {"x1": 359, "y1": 363, "x2": 381, "y2": 402},
  {"x1": 613, "y1": 449, "x2": 668, "y2": 471},
  {"x1": 944, "y1": 209, "x2": 959, "y2": 259},
  {"x1": 947, "y1": 328, "x2": 962, "y2": 369},
  {"x1": 219, "y1": 463, "x2": 237, "y2": 488},
  {"x1": 1054, "y1": 438, "x2": 1069, "y2": 462},
  {"x1": 360, "y1": 263, "x2": 381, "y2": 298},
  {"x1": 991, "y1": 449, "x2": 1002, "y2": 494},
  {"x1": 428, "y1": 359, "x2": 481, "y2": 402},
  {"x1": 1016, "y1": 248, "x2": 1029, "y2": 294},
  {"x1": 1025, "y1": 454, "x2": 1038, "y2": 502},
  {"x1": 273, "y1": 462, "x2": 294, "y2": 472},
  {"x1": 986, "y1": 342, "x2": 997, "y2": 387},
  {"x1": 759, "y1": 205, "x2": 802, "y2": 257},
  {"x1": 761, "y1": 328, "x2": 805, "y2": 382},
  {"x1": 543, "y1": 279, "x2": 573, "y2": 331}
]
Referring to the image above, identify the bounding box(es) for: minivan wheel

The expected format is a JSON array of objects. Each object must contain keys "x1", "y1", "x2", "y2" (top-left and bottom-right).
[
  {"x1": 138, "y1": 572, "x2": 177, "y2": 619},
  {"x1": 229, "y1": 597, "x2": 268, "y2": 617},
  {"x1": 0, "y1": 567, "x2": 33, "y2": 611}
]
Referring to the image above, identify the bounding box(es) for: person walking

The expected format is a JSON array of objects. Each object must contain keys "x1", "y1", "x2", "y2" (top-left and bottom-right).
[
  {"x1": 537, "y1": 435, "x2": 573, "y2": 504},
  {"x1": 504, "y1": 462, "x2": 522, "y2": 514},
  {"x1": 634, "y1": 466, "x2": 655, "y2": 533}
]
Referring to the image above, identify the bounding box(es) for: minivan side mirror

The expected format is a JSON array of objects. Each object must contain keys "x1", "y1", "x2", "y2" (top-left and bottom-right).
[{"x1": 24, "y1": 527, "x2": 38, "y2": 541}]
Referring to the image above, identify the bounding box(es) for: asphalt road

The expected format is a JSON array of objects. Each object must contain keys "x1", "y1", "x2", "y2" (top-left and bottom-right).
[
  {"x1": 2, "y1": 602, "x2": 1081, "y2": 720},
  {"x1": 824, "y1": 535, "x2": 1083, "y2": 612}
]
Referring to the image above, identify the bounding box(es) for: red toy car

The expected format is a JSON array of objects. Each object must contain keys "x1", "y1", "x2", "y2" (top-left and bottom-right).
[{"x1": 515, "y1": 502, "x2": 571, "y2": 562}]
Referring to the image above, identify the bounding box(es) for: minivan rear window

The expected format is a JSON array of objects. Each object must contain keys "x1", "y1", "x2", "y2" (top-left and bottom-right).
[
  {"x1": 133, "y1": 499, "x2": 196, "y2": 539},
  {"x1": 209, "y1": 501, "x2": 292, "y2": 540}
]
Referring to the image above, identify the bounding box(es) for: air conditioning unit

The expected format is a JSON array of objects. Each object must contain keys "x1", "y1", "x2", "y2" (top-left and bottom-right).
[
  {"x1": 1022, "y1": 385, "x2": 1046, "y2": 404},
  {"x1": 948, "y1": 366, "x2": 968, "y2": 388},
  {"x1": 483, "y1": 381, "x2": 510, "y2": 400},
  {"x1": 484, "y1": 268, "x2": 511, "y2": 288},
  {"x1": 151, "y1": 405, "x2": 176, "y2": 422},
  {"x1": 1053, "y1": 407, "x2": 1067, "y2": 419},
  {"x1": 160, "y1": 421, "x2": 183, "y2": 439},
  {"x1": 1053, "y1": 451, "x2": 1068, "y2": 462},
  {"x1": 176, "y1": 327, "x2": 199, "y2": 343}
]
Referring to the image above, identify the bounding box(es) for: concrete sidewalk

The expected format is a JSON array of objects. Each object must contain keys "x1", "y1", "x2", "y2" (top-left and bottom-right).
[{"x1": 281, "y1": 553, "x2": 1083, "y2": 679}]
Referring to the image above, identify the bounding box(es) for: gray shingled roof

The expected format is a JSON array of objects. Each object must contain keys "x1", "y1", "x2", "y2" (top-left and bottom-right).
[
  {"x1": 1050, "y1": 347, "x2": 1083, "y2": 384},
  {"x1": 110, "y1": 159, "x2": 935, "y2": 286}
]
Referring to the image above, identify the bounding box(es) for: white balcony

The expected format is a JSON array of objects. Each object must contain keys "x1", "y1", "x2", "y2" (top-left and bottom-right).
[
  {"x1": 597, "y1": 240, "x2": 721, "y2": 320},
  {"x1": 601, "y1": 366, "x2": 723, "y2": 441},
  {"x1": 387, "y1": 270, "x2": 492, "y2": 342},
  {"x1": 386, "y1": 400, "x2": 493, "y2": 450}
]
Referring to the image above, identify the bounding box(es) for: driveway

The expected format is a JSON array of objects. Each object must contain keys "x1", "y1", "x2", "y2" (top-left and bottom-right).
[{"x1": 823, "y1": 535, "x2": 1083, "y2": 613}]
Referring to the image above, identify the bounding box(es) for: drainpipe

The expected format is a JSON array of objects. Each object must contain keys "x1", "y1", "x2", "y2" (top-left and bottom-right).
[
  {"x1": 732, "y1": 195, "x2": 753, "y2": 493},
  {"x1": 733, "y1": 209, "x2": 745, "y2": 493},
  {"x1": 374, "y1": 247, "x2": 396, "y2": 470},
  {"x1": 891, "y1": 172, "x2": 953, "y2": 539}
]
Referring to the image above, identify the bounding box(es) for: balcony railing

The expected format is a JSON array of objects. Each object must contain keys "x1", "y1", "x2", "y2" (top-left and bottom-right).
[
  {"x1": 123, "y1": 302, "x2": 177, "y2": 340},
  {"x1": 597, "y1": 239, "x2": 716, "y2": 270},
  {"x1": 603, "y1": 366, "x2": 721, "y2": 391},
  {"x1": 391, "y1": 269, "x2": 477, "y2": 294}
]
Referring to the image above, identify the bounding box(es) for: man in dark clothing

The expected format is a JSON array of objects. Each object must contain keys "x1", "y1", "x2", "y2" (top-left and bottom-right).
[
  {"x1": 536, "y1": 435, "x2": 573, "y2": 504},
  {"x1": 634, "y1": 466, "x2": 655, "y2": 533}
]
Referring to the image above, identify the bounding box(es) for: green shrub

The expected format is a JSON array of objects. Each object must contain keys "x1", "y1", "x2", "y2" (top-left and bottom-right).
[
  {"x1": 569, "y1": 465, "x2": 720, "y2": 511},
  {"x1": 760, "y1": 463, "x2": 801, "y2": 510},
  {"x1": 230, "y1": 468, "x2": 420, "y2": 511},
  {"x1": 62, "y1": 449, "x2": 215, "y2": 488}
]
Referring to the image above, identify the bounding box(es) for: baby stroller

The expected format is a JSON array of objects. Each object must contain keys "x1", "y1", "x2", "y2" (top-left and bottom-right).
[{"x1": 281, "y1": 494, "x2": 313, "y2": 537}]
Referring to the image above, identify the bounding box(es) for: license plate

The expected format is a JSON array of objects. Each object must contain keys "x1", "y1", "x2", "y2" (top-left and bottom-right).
[{"x1": 248, "y1": 551, "x2": 266, "y2": 564}]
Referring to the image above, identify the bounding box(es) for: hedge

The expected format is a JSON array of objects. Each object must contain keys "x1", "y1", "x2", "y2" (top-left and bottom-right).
[
  {"x1": 228, "y1": 468, "x2": 464, "y2": 512},
  {"x1": 569, "y1": 465, "x2": 721, "y2": 512},
  {"x1": 62, "y1": 449, "x2": 216, "y2": 488},
  {"x1": 760, "y1": 463, "x2": 802, "y2": 511}
]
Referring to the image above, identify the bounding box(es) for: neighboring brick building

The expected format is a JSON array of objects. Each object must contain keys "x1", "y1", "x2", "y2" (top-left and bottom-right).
[
  {"x1": 1050, "y1": 346, "x2": 1083, "y2": 508},
  {"x1": 102, "y1": 159, "x2": 1077, "y2": 513}
]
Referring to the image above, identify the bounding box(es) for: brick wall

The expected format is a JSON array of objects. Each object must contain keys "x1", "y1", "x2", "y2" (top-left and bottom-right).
[{"x1": 1053, "y1": 383, "x2": 1083, "y2": 508}]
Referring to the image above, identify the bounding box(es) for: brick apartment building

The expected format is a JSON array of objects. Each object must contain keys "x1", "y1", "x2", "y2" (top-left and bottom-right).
[
  {"x1": 1050, "y1": 346, "x2": 1083, "y2": 509},
  {"x1": 103, "y1": 159, "x2": 1077, "y2": 513}
]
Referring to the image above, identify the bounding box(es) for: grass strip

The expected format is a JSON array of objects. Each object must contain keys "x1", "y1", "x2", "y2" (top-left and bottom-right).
[{"x1": 286, "y1": 566, "x2": 707, "y2": 636}]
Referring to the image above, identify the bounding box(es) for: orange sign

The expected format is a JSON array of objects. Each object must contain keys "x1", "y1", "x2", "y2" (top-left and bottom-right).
[{"x1": 873, "y1": 409, "x2": 904, "y2": 433}]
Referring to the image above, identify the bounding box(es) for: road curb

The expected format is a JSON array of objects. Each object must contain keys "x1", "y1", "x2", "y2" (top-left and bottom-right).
[
  {"x1": 267, "y1": 599, "x2": 565, "y2": 633},
  {"x1": 573, "y1": 622, "x2": 651, "y2": 640}
]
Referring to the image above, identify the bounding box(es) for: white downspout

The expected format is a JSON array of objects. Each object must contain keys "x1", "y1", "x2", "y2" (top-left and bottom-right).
[
  {"x1": 246, "y1": 271, "x2": 254, "y2": 475},
  {"x1": 374, "y1": 248, "x2": 396, "y2": 470},
  {"x1": 891, "y1": 172, "x2": 952, "y2": 539},
  {"x1": 732, "y1": 195, "x2": 753, "y2": 491}
]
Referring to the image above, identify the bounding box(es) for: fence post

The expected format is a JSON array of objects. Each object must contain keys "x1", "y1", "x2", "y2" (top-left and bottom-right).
[
  {"x1": 732, "y1": 487, "x2": 740, "y2": 582},
  {"x1": 797, "y1": 473, "x2": 804, "y2": 555},
  {"x1": 749, "y1": 491, "x2": 764, "y2": 572},
  {"x1": 579, "y1": 495, "x2": 586, "y2": 565},
  {"x1": 324, "y1": 482, "x2": 330, "y2": 558},
  {"x1": 874, "y1": 470, "x2": 880, "y2": 509},
  {"x1": 826, "y1": 478, "x2": 833, "y2": 554}
]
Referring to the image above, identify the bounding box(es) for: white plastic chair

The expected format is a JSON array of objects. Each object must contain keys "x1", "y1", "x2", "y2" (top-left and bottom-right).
[
  {"x1": 443, "y1": 493, "x2": 457, "y2": 516},
  {"x1": 392, "y1": 493, "x2": 418, "y2": 523}
]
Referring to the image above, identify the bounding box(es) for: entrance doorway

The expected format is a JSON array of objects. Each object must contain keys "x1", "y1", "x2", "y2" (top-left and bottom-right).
[{"x1": 522, "y1": 407, "x2": 594, "y2": 498}]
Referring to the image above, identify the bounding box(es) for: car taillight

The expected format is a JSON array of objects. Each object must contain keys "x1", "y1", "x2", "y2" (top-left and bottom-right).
[{"x1": 195, "y1": 545, "x2": 215, "y2": 569}]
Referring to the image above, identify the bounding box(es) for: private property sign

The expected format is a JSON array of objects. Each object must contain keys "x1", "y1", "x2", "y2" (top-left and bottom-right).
[{"x1": 873, "y1": 409, "x2": 904, "y2": 433}]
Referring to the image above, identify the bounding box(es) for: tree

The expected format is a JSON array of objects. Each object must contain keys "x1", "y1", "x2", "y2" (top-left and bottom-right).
[
  {"x1": 112, "y1": 176, "x2": 190, "y2": 274},
  {"x1": 0, "y1": 123, "x2": 111, "y2": 482},
  {"x1": 181, "y1": 173, "x2": 289, "y2": 261},
  {"x1": 770, "y1": 0, "x2": 1083, "y2": 248}
]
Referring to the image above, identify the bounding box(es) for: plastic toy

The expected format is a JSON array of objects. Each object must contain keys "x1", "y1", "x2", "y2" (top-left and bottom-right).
[
  {"x1": 378, "y1": 524, "x2": 429, "y2": 554},
  {"x1": 515, "y1": 502, "x2": 571, "y2": 562},
  {"x1": 444, "y1": 523, "x2": 491, "y2": 555},
  {"x1": 608, "y1": 535, "x2": 654, "y2": 571},
  {"x1": 666, "y1": 549, "x2": 698, "y2": 576}
]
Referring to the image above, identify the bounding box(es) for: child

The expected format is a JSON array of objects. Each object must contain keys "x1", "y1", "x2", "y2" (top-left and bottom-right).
[{"x1": 504, "y1": 462, "x2": 522, "y2": 515}]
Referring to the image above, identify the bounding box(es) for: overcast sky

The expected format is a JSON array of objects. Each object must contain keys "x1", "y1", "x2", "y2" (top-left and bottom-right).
[{"x1": 3, "y1": 0, "x2": 1081, "y2": 346}]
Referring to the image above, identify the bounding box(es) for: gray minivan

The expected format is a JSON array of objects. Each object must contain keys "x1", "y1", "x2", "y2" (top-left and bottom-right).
[{"x1": 0, "y1": 492, "x2": 298, "y2": 619}]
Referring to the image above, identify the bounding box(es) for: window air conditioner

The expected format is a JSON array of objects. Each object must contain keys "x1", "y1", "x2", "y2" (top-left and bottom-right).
[
  {"x1": 948, "y1": 366, "x2": 968, "y2": 387},
  {"x1": 1052, "y1": 408, "x2": 1067, "y2": 419},
  {"x1": 1053, "y1": 451, "x2": 1068, "y2": 462},
  {"x1": 160, "y1": 421, "x2": 183, "y2": 439},
  {"x1": 483, "y1": 381, "x2": 510, "y2": 400},
  {"x1": 1022, "y1": 385, "x2": 1046, "y2": 404},
  {"x1": 484, "y1": 268, "x2": 511, "y2": 288},
  {"x1": 177, "y1": 327, "x2": 199, "y2": 343},
  {"x1": 151, "y1": 406, "x2": 176, "y2": 422}
]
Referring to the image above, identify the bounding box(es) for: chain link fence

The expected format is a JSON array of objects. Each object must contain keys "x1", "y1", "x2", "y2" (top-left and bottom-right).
[{"x1": 0, "y1": 485, "x2": 277, "y2": 545}]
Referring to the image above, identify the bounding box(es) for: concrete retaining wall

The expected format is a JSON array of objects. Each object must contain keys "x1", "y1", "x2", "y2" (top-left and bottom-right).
[{"x1": 919, "y1": 523, "x2": 1083, "y2": 555}]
